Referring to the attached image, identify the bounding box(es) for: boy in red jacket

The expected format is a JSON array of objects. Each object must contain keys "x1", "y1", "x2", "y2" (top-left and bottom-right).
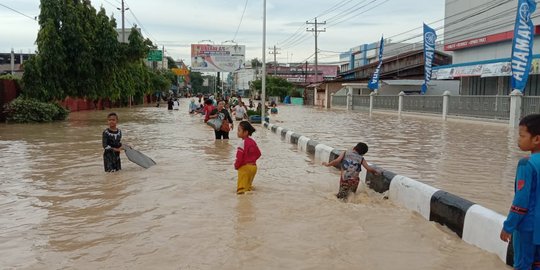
[{"x1": 235, "y1": 121, "x2": 261, "y2": 194}]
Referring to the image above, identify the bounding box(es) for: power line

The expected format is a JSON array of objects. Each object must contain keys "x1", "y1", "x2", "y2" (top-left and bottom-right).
[
  {"x1": 233, "y1": 0, "x2": 249, "y2": 41},
  {"x1": 327, "y1": 0, "x2": 390, "y2": 28},
  {"x1": 316, "y1": 0, "x2": 355, "y2": 19},
  {"x1": 0, "y1": 3, "x2": 36, "y2": 21},
  {"x1": 123, "y1": 0, "x2": 158, "y2": 45},
  {"x1": 324, "y1": 0, "x2": 371, "y2": 23}
]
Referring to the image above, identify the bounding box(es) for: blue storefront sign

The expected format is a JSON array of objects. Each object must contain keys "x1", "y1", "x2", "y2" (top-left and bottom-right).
[
  {"x1": 422, "y1": 24, "x2": 437, "y2": 95},
  {"x1": 368, "y1": 36, "x2": 384, "y2": 90},
  {"x1": 511, "y1": 0, "x2": 537, "y2": 93}
]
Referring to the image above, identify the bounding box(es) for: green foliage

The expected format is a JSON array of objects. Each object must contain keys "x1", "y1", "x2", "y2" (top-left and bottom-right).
[
  {"x1": 0, "y1": 74, "x2": 20, "y2": 81},
  {"x1": 289, "y1": 88, "x2": 303, "y2": 97},
  {"x1": 3, "y1": 97, "x2": 69, "y2": 123},
  {"x1": 167, "y1": 57, "x2": 178, "y2": 69},
  {"x1": 246, "y1": 110, "x2": 260, "y2": 116},
  {"x1": 250, "y1": 58, "x2": 262, "y2": 68},
  {"x1": 21, "y1": 0, "x2": 171, "y2": 106},
  {"x1": 251, "y1": 76, "x2": 295, "y2": 99}
]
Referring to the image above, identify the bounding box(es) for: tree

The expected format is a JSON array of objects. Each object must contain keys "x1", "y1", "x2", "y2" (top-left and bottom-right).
[
  {"x1": 22, "y1": 0, "x2": 66, "y2": 101},
  {"x1": 251, "y1": 58, "x2": 262, "y2": 68},
  {"x1": 251, "y1": 76, "x2": 294, "y2": 99},
  {"x1": 189, "y1": 71, "x2": 203, "y2": 93},
  {"x1": 22, "y1": 0, "x2": 172, "y2": 106},
  {"x1": 167, "y1": 57, "x2": 178, "y2": 69}
]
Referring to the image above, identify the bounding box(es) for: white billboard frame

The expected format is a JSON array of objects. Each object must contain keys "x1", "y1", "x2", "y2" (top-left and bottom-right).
[{"x1": 191, "y1": 44, "x2": 246, "y2": 72}]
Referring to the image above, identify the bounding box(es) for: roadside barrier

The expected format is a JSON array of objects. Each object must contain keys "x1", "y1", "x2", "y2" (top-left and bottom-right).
[{"x1": 264, "y1": 122, "x2": 512, "y2": 267}]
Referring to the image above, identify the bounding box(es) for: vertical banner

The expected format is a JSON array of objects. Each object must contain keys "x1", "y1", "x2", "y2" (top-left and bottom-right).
[
  {"x1": 422, "y1": 24, "x2": 437, "y2": 95},
  {"x1": 511, "y1": 0, "x2": 537, "y2": 93},
  {"x1": 368, "y1": 36, "x2": 384, "y2": 90}
]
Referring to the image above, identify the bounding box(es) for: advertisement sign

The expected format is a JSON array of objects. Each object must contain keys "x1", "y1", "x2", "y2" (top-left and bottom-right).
[
  {"x1": 172, "y1": 68, "x2": 189, "y2": 76},
  {"x1": 433, "y1": 68, "x2": 454, "y2": 79},
  {"x1": 422, "y1": 23, "x2": 437, "y2": 94},
  {"x1": 452, "y1": 65, "x2": 483, "y2": 77},
  {"x1": 481, "y1": 62, "x2": 512, "y2": 77},
  {"x1": 191, "y1": 44, "x2": 245, "y2": 72},
  {"x1": 510, "y1": 0, "x2": 537, "y2": 92},
  {"x1": 368, "y1": 36, "x2": 384, "y2": 90}
]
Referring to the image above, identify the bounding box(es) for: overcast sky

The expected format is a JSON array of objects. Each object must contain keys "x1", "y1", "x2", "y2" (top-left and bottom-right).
[{"x1": 0, "y1": 0, "x2": 445, "y2": 65}]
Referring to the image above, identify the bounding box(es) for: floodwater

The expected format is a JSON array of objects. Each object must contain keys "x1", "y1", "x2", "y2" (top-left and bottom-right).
[
  {"x1": 0, "y1": 99, "x2": 508, "y2": 269},
  {"x1": 272, "y1": 105, "x2": 522, "y2": 214}
]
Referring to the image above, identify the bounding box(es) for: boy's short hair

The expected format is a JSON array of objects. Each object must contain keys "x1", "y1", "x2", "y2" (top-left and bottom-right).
[
  {"x1": 107, "y1": 112, "x2": 118, "y2": 119},
  {"x1": 520, "y1": 114, "x2": 540, "y2": 136},
  {"x1": 354, "y1": 142, "x2": 368, "y2": 155}
]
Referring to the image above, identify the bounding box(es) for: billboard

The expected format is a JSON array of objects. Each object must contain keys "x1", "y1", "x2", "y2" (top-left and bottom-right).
[{"x1": 191, "y1": 44, "x2": 245, "y2": 72}]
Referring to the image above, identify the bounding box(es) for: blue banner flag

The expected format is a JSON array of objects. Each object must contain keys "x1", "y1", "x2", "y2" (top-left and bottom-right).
[
  {"x1": 368, "y1": 36, "x2": 384, "y2": 90},
  {"x1": 511, "y1": 0, "x2": 537, "y2": 93},
  {"x1": 422, "y1": 23, "x2": 437, "y2": 95}
]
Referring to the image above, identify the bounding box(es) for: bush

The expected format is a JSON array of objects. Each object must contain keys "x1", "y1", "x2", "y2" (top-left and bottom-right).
[
  {"x1": 246, "y1": 110, "x2": 260, "y2": 116},
  {"x1": 3, "y1": 97, "x2": 70, "y2": 123},
  {"x1": 290, "y1": 88, "x2": 303, "y2": 97}
]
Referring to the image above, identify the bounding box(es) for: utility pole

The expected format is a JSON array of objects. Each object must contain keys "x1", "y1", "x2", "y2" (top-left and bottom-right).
[
  {"x1": 117, "y1": 0, "x2": 129, "y2": 43},
  {"x1": 269, "y1": 45, "x2": 281, "y2": 76},
  {"x1": 261, "y1": 0, "x2": 267, "y2": 123},
  {"x1": 162, "y1": 45, "x2": 165, "y2": 69},
  {"x1": 306, "y1": 18, "x2": 326, "y2": 83},
  {"x1": 10, "y1": 48, "x2": 14, "y2": 74}
]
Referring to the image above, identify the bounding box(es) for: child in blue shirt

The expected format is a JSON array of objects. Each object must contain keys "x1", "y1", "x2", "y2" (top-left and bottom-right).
[{"x1": 501, "y1": 114, "x2": 540, "y2": 269}]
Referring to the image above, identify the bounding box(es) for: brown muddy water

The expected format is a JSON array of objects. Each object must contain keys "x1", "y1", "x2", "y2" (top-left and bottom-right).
[{"x1": 0, "y1": 99, "x2": 509, "y2": 269}]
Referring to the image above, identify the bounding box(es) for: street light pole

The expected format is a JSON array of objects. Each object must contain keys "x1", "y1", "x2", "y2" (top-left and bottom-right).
[{"x1": 261, "y1": 0, "x2": 267, "y2": 123}]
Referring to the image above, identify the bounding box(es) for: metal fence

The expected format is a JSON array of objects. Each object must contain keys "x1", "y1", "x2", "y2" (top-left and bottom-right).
[
  {"x1": 522, "y1": 96, "x2": 540, "y2": 117},
  {"x1": 352, "y1": 95, "x2": 370, "y2": 109},
  {"x1": 373, "y1": 96, "x2": 399, "y2": 111},
  {"x1": 402, "y1": 96, "x2": 443, "y2": 114},
  {"x1": 448, "y1": 95, "x2": 510, "y2": 120},
  {"x1": 331, "y1": 95, "x2": 347, "y2": 107}
]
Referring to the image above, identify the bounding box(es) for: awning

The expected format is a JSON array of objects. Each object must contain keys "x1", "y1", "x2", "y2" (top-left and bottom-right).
[
  {"x1": 432, "y1": 58, "x2": 540, "y2": 79},
  {"x1": 381, "y1": 80, "x2": 424, "y2": 86}
]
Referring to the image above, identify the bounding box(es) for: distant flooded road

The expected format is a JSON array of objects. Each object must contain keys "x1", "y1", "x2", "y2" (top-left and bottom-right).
[{"x1": 0, "y1": 100, "x2": 508, "y2": 269}]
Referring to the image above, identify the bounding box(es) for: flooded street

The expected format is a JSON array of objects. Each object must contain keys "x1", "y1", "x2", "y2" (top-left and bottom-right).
[
  {"x1": 0, "y1": 99, "x2": 508, "y2": 269},
  {"x1": 273, "y1": 105, "x2": 522, "y2": 214}
]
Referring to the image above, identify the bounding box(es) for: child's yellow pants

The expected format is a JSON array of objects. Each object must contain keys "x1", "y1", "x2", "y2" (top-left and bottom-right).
[{"x1": 237, "y1": 164, "x2": 257, "y2": 194}]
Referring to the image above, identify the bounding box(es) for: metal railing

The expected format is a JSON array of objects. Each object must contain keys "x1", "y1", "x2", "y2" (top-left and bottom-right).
[
  {"x1": 352, "y1": 95, "x2": 370, "y2": 109},
  {"x1": 522, "y1": 96, "x2": 540, "y2": 117},
  {"x1": 328, "y1": 93, "x2": 523, "y2": 125},
  {"x1": 402, "y1": 96, "x2": 443, "y2": 114},
  {"x1": 331, "y1": 95, "x2": 347, "y2": 107},
  {"x1": 373, "y1": 95, "x2": 399, "y2": 111},
  {"x1": 448, "y1": 95, "x2": 510, "y2": 120}
]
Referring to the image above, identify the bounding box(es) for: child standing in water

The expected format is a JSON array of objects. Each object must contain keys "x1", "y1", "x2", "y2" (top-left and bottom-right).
[
  {"x1": 322, "y1": 142, "x2": 380, "y2": 200},
  {"x1": 234, "y1": 121, "x2": 261, "y2": 194},
  {"x1": 102, "y1": 112, "x2": 123, "y2": 172},
  {"x1": 500, "y1": 114, "x2": 540, "y2": 269}
]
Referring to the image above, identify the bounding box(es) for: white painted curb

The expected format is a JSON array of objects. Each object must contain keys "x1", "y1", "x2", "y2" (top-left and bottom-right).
[
  {"x1": 276, "y1": 126, "x2": 283, "y2": 135},
  {"x1": 298, "y1": 136, "x2": 310, "y2": 153},
  {"x1": 389, "y1": 175, "x2": 440, "y2": 220},
  {"x1": 285, "y1": 130, "x2": 294, "y2": 143},
  {"x1": 462, "y1": 204, "x2": 508, "y2": 262},
  {"x1": 315, "y1": 144, "x2": 334, "y2": 163},
  {"x1": 267, "y1": 123, "x2": 274, "y2": 130}
]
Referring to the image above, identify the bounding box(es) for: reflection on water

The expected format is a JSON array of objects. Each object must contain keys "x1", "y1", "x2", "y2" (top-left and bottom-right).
[{"x1": 0, "y1": 100, "x2": 507, "y2": 269}]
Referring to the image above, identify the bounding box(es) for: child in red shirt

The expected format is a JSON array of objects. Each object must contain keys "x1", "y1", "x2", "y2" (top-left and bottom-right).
[
  {"x1": 235, "y1": 121, "x2": 261, "y2": 194},
  {"x1": 203, "y1": 99, "x2": 215, "y2": 123}
]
